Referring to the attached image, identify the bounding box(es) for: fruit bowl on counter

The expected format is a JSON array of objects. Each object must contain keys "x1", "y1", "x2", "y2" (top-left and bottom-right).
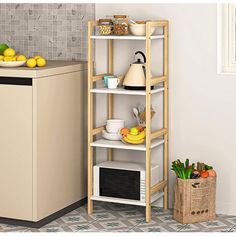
[
  {"x1": 0, "y1": 61, "x2": 26, "y2": 67},
  {"x1": 0, "y1": 43, "x2": 47, "y2": 68}
]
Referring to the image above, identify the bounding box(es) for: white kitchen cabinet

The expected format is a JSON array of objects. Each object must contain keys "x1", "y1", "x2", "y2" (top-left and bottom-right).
[{"x1": 0, "y1": 61, "x2": 87, "y2": 226}]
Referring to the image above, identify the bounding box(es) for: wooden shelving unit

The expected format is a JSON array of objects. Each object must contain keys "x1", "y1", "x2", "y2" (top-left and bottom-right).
[{"x1": 87, "y1": 20, "x2": 169, "y2": 222}]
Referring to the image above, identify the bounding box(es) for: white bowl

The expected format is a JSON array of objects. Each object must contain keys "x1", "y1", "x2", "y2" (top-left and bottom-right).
[
  {"x1": 129, "y1": 24, "x2": 155, "y2": 36},
  {"x1": 106, "y1": 119, "x2": 124, "y2": 134},
  {"x1": 0, "y1": 61, "x2": 26, "y2": 67},
  {"x1": 102, "y1": 130, "x2": 122, "y2": 141}
]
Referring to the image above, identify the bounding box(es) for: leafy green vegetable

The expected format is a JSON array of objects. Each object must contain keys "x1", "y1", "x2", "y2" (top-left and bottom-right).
[{"x1": 171, "y1": 159, "x2": 195, "y2": 179}]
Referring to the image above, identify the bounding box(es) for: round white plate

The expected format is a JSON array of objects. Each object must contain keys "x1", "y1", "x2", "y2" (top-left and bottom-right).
[
  {"x1": 0, "y1": 61, "x2": 26, "y2": 67},
  {"x1": 102, "y1": 130, "x2": 122, "y2": 141}
]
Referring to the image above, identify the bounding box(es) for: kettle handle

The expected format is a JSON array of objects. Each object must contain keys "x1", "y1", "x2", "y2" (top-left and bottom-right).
[{"x1": 135, "y1": 51, "x2": 146, "y2": 63}]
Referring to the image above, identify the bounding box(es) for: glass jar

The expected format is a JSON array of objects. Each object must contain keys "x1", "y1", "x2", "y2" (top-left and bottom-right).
[
  {"x1": 113, "y1": 15, "x2": 129, "y2": 35},
  {"x1": 98, "y1": 19, "x2": 113, "y2": 35}
]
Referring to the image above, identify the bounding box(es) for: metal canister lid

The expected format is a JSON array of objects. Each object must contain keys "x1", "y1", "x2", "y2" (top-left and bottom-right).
[{"x1": 99, "y1": 19, "x2": 113, "y2": 23}]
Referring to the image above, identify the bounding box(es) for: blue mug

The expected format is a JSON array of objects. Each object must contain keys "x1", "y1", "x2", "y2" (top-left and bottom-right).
[{"x1": 103, "y1": 75, "x2": 116, "y2": 88}]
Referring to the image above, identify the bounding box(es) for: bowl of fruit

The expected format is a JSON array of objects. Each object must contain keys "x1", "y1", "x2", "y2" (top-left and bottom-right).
[
  {"x1": 0, "y1": 47, "x2": 26, "y2": 67},
  {"x1": 0, "y1": 43, "x2": 47, "y2": 68},
  {"x1": 120, "y1": 126, "x2": 146, "y2": 145}
]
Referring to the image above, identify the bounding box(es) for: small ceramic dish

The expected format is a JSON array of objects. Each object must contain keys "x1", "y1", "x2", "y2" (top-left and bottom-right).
[
  {"x1": 0, "y1": 61, "x2": 26, "y2": 67},
  {"x1": 102, "y1": 130, "x2": 122, "y2": 141},
  {"x1": 129, "y1": 23, "x2": 155, "y2": 36}
]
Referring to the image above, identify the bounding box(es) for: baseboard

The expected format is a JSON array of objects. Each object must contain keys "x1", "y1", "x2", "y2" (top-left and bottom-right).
[
  {"x1": 216, "y1": 201, "x2": 236, "y2": 216},
  {"x1": 0, "y1": 197, "x2": 87, "y2": 228}
]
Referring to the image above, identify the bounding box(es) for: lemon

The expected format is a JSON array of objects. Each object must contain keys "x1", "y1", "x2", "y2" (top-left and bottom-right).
[
  {"x1": 17, "y1": 55, "x2": 27, "y2": 61},
  {"x1": 3, "y1": 56, "x2": 13, "y2": 62},
  {"x1": 4, "y1": 48, "x2": 15, "y2": 57},
  {"x1": 34, "y1": 55, "x2": 42, "y2": 60},
  {"x1": 36, "y1": 57, "x2": 46, "y2": 67},
  {"x1": 0, "y1": 55, "x2": 4, "y2": 60},
  {"x1": 12, "y1": 56, "x2": 17, "y2": 61},
  {"x1": 26, "y1": 58, "x2": 37, "y2": 68}
]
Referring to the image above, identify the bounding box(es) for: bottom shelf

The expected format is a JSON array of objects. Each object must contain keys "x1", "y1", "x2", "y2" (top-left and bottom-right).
[{"x1": 91, "y1": 192, "x2": 164, "y2": 207}]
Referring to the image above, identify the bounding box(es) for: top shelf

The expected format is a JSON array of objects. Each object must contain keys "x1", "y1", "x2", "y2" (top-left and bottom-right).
[{"x1": 90, "y1": 35, "x2": 164, "y2": 40}]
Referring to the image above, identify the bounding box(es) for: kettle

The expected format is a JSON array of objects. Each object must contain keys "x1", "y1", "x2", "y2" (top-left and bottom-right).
[{"x1": 123, "y1": 51, "x2": 148, "y2": 90}]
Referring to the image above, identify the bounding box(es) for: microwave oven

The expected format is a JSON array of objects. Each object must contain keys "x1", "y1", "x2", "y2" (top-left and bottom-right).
[{"x1": 93, "y1": 161, "x2": 159, "y2": 203}]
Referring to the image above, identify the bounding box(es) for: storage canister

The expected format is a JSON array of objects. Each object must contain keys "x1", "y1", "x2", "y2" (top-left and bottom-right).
[
  {"x1": 98, "y1": 19, "x2": 113, "y2": 35},
  {"x1": 113, "y1": 15, "x2": 129, "y2": 35}
]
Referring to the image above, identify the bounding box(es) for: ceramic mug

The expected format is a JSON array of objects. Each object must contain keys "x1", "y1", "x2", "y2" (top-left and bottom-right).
[
  {"x1": 103, "y1": 75, "x2": 115, "y2": 88},
  {"x1": 108, "y1": 78, "x2": 120, "y2": 89}
]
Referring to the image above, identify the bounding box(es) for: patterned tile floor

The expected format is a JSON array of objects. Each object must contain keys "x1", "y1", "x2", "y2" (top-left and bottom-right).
[{"x1": 0, "y1": 202, "x2": 236, "y2": 232}]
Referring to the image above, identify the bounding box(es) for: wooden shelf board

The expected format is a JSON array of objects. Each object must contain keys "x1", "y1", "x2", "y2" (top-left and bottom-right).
[
  {"x1": 90, "y1": 138, "x2": 164, "y2": 151},
  {"x1": 90, "y1": 35, "x2": 164, "y2": 40},
  {"x1": 90, "y1": 86, "x2": 164, "y2": 95}
]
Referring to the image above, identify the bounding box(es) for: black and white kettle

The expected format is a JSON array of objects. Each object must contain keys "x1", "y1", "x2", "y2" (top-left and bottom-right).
[{"x1": 123, "y1": 51, "x2": 147, "y2": 90}]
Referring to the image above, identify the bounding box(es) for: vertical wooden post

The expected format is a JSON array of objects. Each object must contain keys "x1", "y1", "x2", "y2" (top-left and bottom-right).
[
  {"x1": 145, "y1": 22, "x2": 152, "y2": 223},
  {"x1": 163, "y1": 22, "x2": 169, "y2": 210},
  {"x1": 87, "y1": 20, "x2": 94, "y2": 215},
  {"x1": 108, "y1": 39, "x2": 113, "y2": 161}
]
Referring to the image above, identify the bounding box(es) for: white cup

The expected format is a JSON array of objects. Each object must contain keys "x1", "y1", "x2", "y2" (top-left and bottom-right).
[
  {"x1": 106, "y1": 119, "x2": 124, "y2": 134},
  {"x1": 108, "y1": 77, "x2": 120, "y2": 89}
]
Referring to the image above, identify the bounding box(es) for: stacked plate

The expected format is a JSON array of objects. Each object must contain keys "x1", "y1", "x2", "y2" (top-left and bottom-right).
[{"x1": 102, "y1": 119, "x2": 124, "y2": 141}]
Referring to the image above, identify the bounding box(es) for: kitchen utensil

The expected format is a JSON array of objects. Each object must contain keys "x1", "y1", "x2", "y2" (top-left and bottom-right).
[
  {"x1": 0, "y1": 61, "x2": 26, "y2": 67},
  {"x1": 108, "y1": 77, "x2": 120, "y2": 89},
  {"x1": 106, "y1": 119, "x2": 125, "y2": 134},
  {"x1": 129, "y1": 19, "x2": 137, "y2": 24},
  {"x1": 133, "y1": 107, "x2": 140, "y2": 122},
  {"x1": 129, "y1": 23, "x2": 155, "y2": 36},
  {"x1": 102, "y1": 130, "x2": 122, "y2": 141},
  {"x1": 138, "y1": 104, "x2": 145, "y2": 113},
  {"x1": 123, "y1": 51, "x2": 153, "y2": 90}
]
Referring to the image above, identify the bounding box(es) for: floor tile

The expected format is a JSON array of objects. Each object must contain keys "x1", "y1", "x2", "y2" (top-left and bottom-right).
[
  {"x1": 229, "y1": 225, "x2": 236, "y2": 232},
  {"x1": 0, "y1": 202, "x2": 235, "y2": 232},
  {"x1": 198, "y1": 219, "x2": 229, "y2": 229},
  {"x1": 132, "y1": 225, "x2": 169, "y2": 232},
  {"x1": 67, "y1": 223, "x2": 98, "y2": 232}
]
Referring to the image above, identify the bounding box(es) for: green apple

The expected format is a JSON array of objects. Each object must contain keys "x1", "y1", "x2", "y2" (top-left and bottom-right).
[
  {"x1": 130, "y1": 127, "x2": 139, "y2": 135},
  {"x1": 0, "y1": 43, "x2": 9, "y2": 55}
]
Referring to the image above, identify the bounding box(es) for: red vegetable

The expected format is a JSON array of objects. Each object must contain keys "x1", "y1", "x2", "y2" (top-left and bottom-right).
[{"x1": 200, "y1": 170, "x2": 209, "y2": 178}]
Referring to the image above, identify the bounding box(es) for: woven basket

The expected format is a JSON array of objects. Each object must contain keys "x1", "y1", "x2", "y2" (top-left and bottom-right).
[{"x1": 173, "y1": 177, "x2": 216, "y2": 224}]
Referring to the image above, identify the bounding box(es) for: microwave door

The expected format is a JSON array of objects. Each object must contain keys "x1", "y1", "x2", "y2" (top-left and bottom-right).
[{"x1": 99, "y1": 168, "x2": 140, "y2": 200}]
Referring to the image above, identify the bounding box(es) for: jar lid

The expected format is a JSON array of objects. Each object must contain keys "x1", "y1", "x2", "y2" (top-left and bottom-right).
[
  {"x1": 136, "y1": 21, "x2": 146, "y2": 24},
  {"x1": 99, "y1": 19, "x2": 113, "y2": 23},
  {"x1": 114, "y1": 15, "x2": 127, "y2": 19}
]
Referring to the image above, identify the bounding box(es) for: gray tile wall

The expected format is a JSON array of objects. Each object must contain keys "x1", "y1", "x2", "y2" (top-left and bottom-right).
[{"x1": 0, "y1": 3, "x2": 95, "y2": 60}]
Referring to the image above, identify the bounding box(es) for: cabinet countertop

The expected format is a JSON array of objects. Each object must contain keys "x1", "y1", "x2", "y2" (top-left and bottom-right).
[{"x1": 0, "y1": 60, "x2": 87, "y2": 78}]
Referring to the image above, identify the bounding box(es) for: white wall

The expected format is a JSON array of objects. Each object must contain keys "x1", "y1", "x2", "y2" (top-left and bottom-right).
[{"x1": 95, "y1": 3, "x2": 236, "y2": 215}]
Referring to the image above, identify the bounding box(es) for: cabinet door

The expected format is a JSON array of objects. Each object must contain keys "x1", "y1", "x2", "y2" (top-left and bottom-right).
[
  {"x1": 0, "y1": 78, "x2": 33, "y2": 220},
  {"x1": 36, "y1": 71, "x2": 87, "y2": 220}
]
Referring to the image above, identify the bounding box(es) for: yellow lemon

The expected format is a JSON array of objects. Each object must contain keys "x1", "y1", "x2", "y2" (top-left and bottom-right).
[
  {"x1": 12, "y1": 56, "x2": 17, "y2": 61},
  {"x1": 3, "y1": 48, "x2": 15, "y2": 57},
  {"x1": 34, "y1": 55, "x2": 42, "y2": 60},
  {"x1": 0, "y1": 55, "x2": 4, "y2": 60},
  {"x1": 26, "y1": 58, "x2": 37, "y2": 68},
  {"x1": 36, "y1": 57, "x2": 46, "y2": 67},
  {"x1": 17, "y1": 55, "x2": 27, "y2": 61},
  {"x1": 3, "y1": 56, "x2": 13, "y2": 62}
]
